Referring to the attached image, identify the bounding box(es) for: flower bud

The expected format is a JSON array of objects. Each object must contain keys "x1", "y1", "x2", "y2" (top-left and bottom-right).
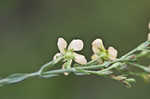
[{"x1": 92, "y1": 39, "x2": 105, "y2": 52}]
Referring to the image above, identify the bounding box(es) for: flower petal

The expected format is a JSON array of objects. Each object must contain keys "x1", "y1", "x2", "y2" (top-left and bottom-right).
[
  {"x1": 57, "y1": 38, "x2": 67, "y2": 54},
  {"x1": 74, "y1": 53, "x2": 87, "y2": 64},
  {"x1": 68, "y1": 39, "x2": 83, "y2": 51},
  {"x1": 108, "y1": 47, "x2": 118, "y2": 60},
  {"x1": 92, "y1": 46, "x2": 100, "y2": 54},
  {"x1": 53, "y1": 53, "x2": 62, "y2": 60},
  {"x1": 92, "y1": 39, "x2": 105, "y2": 53}
]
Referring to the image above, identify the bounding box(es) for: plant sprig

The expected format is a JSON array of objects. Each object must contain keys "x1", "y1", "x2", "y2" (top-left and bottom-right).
[{"x1": 1, "y1": 34, "x2": 150, "y2": 88}]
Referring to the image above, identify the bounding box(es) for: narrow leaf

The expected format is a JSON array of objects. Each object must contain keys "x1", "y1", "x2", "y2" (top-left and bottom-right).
[{"x1": 0, "y1": 73, "x2": 29, "y2": 86}]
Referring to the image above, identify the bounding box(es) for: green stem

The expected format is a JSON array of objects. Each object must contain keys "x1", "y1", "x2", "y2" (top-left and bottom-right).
[
  {"x1": 128, "y1": 63, "x2": 150, "y2": 73},
  {"x1": 120, "y1": 41, "x2": 150, "y2": 59},
  {"x1": 0, "y1": 41, "x2": 150, "y2": 87},
  {"x1": 38, "y1": 56, "x2": 63, "y2": 74},
  {"x1": 120, "y1": 47, "x2": 138, "y2": 59}
]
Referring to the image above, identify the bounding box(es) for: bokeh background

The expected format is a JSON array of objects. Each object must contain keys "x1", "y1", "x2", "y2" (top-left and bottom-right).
[{"x1": 0, "y1": 0, "x2": 150, "y2": 99}]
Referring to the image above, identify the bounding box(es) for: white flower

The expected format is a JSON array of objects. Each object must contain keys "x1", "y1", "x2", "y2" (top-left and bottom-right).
[
  {"x1": 57, "y1": 38, "x2": 67, "y2": 54},
  {"x1": 92, "y1": 38, "x2": 118, "y2": 61},
  {"x1": 108, "y1": 47, "x2": 118, "y2": 60},
  {"x1": 54, "y1": 37, "x2": 87, "y2": 64},
  {"x1": 92, "y1": 39, "x2": 105, "y2": 54},
  {"x1": 74, "y1": 53, "x2": 87, "y2": 64}
]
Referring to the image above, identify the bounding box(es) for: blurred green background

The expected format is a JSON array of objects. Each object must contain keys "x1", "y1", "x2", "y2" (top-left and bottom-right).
[{"x1": 0, "y1": 0, "x2": 150, "y2": 99}]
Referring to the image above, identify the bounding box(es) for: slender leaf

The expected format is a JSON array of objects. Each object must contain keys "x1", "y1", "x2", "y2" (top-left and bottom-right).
[{"x1": 0, "y1": 73, "x2": 29, "y2": 86}]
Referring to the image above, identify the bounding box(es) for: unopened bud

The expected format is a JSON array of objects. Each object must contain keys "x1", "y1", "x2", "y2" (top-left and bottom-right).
[{"x1": 125, "y1": 78, "x2": 136, "y2": 83}]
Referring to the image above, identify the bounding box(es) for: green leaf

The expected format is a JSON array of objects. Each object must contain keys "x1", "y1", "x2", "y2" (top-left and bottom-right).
[
  {"x1": 96, "y1": 71, "x2": 113, "y2": 76},
  {"x1": 74, "y1": 72, "x2": 90, "y2": 76},
  {"x1": 75, "y1": 68, "x2": 112, "y2": 76},
  {"x1": 74, "y1": 68, "x2": 90, "y2": 75},
  {"x1": 38, "y1": 56, "x2": 63, "y2": 74},
  {"x1": 0, "y1": 73, "x2": 29, "y2": 86}
]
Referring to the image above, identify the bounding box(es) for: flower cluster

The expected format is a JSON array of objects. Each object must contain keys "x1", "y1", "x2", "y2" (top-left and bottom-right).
[
  {"x1": 53, "y1": 37, "x2": 118, "y2": 75},
  {"x1": 1, "y1": 32, "x2": 150, "y2": 88},
  {"x1": 53, "y1": 38, "x2": 87, "y2": 64}
]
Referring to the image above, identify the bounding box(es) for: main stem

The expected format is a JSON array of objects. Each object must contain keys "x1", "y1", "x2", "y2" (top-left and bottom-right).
[{"x1": 0, "y1": 40, "x2": 149, "y2": 87}]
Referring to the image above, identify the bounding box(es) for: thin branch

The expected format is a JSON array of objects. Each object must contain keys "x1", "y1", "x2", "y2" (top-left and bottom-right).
[{"x1": 0, "y1": 39, "x2": 150, "y2": 87}]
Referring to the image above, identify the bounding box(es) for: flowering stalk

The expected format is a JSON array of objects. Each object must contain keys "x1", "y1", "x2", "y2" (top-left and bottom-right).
[{"x1": 1, "y1": 34, "x2": 150, "y2": 88}]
